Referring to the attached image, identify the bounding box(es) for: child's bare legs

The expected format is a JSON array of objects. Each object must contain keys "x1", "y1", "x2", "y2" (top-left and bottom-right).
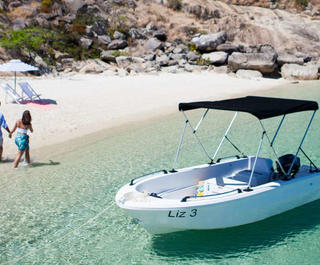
[
  {"x1": 14, "y1": 150, "x2": 25, "y2": 168},
  {"x1": 0, "y1": 146, "x2": 3, "y2": 161},
  {"x1": 25, "y1": 149, "x2": 30, "y2": 164}
]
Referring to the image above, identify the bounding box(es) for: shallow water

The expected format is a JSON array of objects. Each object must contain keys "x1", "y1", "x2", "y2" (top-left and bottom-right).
[{"x1": 1, "y1": 80, "x2": 320, "y2": 264}]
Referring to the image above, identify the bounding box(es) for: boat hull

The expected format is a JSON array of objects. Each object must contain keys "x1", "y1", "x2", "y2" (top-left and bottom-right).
[{"x1": 116, "y1": 170, "x2": 320, "y2": 234}]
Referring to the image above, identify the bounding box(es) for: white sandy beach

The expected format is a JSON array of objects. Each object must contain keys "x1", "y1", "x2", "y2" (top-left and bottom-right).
[{"x1": 0, "y1": 72, "x2": 287, "y2": 156}]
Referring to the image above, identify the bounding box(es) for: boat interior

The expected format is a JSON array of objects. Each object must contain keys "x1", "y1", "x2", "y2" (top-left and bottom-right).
[{"x1": 135, "y1": 156, "x2": 275, "y2": 200}]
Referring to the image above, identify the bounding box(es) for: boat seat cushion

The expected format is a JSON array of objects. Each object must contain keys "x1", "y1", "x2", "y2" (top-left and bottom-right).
[{"x1": 232, "y1": 170, "x2": 270, "y2": 186}]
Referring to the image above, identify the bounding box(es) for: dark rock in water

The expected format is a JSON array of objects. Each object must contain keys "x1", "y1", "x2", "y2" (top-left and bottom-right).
[
  {"x1": 191, "y1": 31, "x2": 227, "y2": 52},
  {"x1": 129, "y1": 28, "x2": 147, "y2": 39},
  {"x1": 145, "y1": 38, "x2": 163, "y2": 51},
  {"x1": 216, "y1": 43, "x2": 239, "y2": 54},
  {"x1": 228, "y1": 52, "x2": 277, "y2": 74},
  {"x1": 101, "y1": 50, "x2": 116, "y2": 63},
  {"x1": 277, "y1": 54, "x2": 304, "y2": 67},
  {"x1": 153, "y1": 29, "x2": 167, "y2": 41},
  {"x1": 281, "y1": 63, "x2": 319, "y2": 80},
  {"x1": 108, "y1": 40, "x2": 128, "y2": 50}
]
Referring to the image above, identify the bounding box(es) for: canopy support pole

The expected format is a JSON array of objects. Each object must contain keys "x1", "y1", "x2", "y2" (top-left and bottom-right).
[
  {"x1": 194, "y1": 109, "x2": 209, "y2": 133},
  {"x1": 259, "y1": 120, "x2": 286, "y2": 175},
  {"x1": 246, "y1": 131, "x2": 265, "y2": 189},
  {"x1": 287, "y1": 110, "x2": 317, "y2": 176},
  {"x1": 271, "y1": 115, "x2": 286, "y2": 147},
  {"x1": 14, "y1": 71, "x2": 16, "y2": 92},
  {"x1": 182, "y1": 111, "x2": 213, "y2": 163},
  {"x1": 212, "y1": 112, "x2": 238, "y2": 161},
  {"x1": 171, "y1": 119, "x2": 188, "y2": 171}
]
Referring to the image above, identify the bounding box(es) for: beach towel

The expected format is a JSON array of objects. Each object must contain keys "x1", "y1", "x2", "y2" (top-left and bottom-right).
[{"x1": 15, "y1": 134, "x2": 29, "y2": 151}]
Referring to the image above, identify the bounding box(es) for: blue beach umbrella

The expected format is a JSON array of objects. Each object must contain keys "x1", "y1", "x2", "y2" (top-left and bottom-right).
[{"x1": 0, "y1": 59, "x2": 38, "y2": 91}]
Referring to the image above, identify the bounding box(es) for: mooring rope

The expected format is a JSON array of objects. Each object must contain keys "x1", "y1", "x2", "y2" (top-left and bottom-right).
[{"x1": 3, "y1": 204, "x2": 112, "y2": 264}]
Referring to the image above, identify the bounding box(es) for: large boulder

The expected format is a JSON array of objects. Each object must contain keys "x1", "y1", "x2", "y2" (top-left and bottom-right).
[
  {"x1": 156, "y1": 54, "x2": 169, "y2": 66},
  {"x1": 80, "y1": 37, "x2": 93, "y2": 49},
  {"x1": 201, "y1": 51, "x2": 228, "y2": 65},
  {"x1": 187, "y1": 51, "x2": 200, "y2": 62},
  {"x1": 236, "y1": 69, "x2": 263, "y2": 79},
  {"x1": 145, "y1": 38, "x2": 163, "y2": 51},
  {"x1": 129, "y1": 28, "x2": 147, "y2": 39},
  {"x1": 277, "y1": 54, "x2": 304, "y2": 67},
  {"x1": 281, "y1": 64, "x2": 319, "y2": 80},
  {"x1": 107, "y1": 40, "x2": 128, "y2": 50},
  {"x1": 317, "y1": 58, "x2": 320, "y2": 73},
  {"x1": 216, "y1": 43, "x2": 239, "y2": 54},
  {"x1": 101, "y1": 50, "x2": 116, "y2": 63},
  {"x1": 191, "y1": 31, "x2": 227, "y2": 52},
  {"x1": 228, "y1": 52, "x2": 277, "y2": 74},
  {"x1": 153, "y1": 29, "x2": 167, "y2": 41}
]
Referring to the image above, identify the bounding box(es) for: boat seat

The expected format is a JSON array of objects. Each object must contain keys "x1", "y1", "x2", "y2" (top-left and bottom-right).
[
  {"x1": 198, "y1": 177, "x2": 247, "y2": 196},
  {"x1": 231, "y1": 170, "x2": 271, "y2": 187}
]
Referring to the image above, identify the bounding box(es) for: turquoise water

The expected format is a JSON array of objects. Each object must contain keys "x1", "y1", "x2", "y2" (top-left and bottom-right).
[{"x1": 1, "y1": 81, "x2": 320, "y2": 264}]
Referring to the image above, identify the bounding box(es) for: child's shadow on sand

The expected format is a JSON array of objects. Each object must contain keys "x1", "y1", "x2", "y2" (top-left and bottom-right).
[{"x1": 30, "y1": 160, "x2": 60, "y2": 168}]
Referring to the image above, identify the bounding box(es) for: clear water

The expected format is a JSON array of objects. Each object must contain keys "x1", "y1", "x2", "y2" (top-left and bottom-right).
[{"x1": 1, "y1": 81, "x2": 320, "y2": 264}]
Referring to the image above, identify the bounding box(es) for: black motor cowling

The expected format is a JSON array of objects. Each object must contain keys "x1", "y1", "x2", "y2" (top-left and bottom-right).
[{"x1": 276, "y1": 154, "x2": 300, "y2": 175}]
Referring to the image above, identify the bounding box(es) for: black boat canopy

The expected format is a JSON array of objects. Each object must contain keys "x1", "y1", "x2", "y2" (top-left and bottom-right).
[{"x1": 179, "y1": 96, "x2": 318, "y2": 120}]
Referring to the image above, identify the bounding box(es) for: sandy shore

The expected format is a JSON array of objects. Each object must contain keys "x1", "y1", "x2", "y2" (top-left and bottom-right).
[{"x1": 0, "y1": 72, "x2": 287, "y2": 156}]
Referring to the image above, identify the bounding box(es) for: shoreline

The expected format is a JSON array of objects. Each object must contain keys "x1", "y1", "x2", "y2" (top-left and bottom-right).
[{"x1": 0, "y1": 72, "x2": 288, "y2": 160}]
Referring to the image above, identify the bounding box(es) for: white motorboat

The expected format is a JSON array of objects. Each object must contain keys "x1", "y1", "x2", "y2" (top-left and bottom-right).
[{"x1": 115, "y1": 96, "x2": 320, "y2": 234}]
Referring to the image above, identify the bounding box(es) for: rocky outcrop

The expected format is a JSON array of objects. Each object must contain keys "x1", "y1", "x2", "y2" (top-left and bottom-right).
[
  {"x1": 281, "y1": 63, "x2": 319, "y2": 80},
  {"x1": 236, "y1": 69, "x2": 263, "y2": 79},
  {"x1": 228, "y1": 52, "x2": 277, "y2": 74},
  {"x1": 191, "y1": 32, "x2": 227, "y2": 52},
  {"x1": 277, "y1": 54, "x2": 304, "y2": 66},
  {"x1": 201, "y1": 52, "x2": 228, "y2": 65}
]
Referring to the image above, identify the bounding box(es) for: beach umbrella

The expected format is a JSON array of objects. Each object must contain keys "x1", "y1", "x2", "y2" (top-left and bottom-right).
[{"x1": 0, "y1": 59, "x2": 38, "y2": 91}]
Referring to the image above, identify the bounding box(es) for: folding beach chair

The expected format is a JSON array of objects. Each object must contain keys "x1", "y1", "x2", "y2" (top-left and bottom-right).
[
  {"x1": 19, "y1": 82, "x2": 41, "y2": 101},
  {"x1": 1, "y1": 83, "x2": 24, "y2": 104}
]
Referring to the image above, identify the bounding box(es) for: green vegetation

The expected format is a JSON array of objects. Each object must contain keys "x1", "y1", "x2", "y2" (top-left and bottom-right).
[
  {"x1": 41, "y1": 0, "x2": 52, "y2": 13},
  {"x1": 167, "y1": 0, "x2": 182, "y2": 11},
  {"x1": 111, "y1": 50, "x2": 129, "y2": 57},
  {"x1": 188, "y1": 43, "x2": 197, "y2": 52},
  {"x1": 196, "y1": 57, "x2": 211, "y2": 66},
  {"x1": 295, "y1": 0, "x2": 308, "y2": 7},
  {"x1": 0, "y1": 27, "x2": 100, "y2": 65}
]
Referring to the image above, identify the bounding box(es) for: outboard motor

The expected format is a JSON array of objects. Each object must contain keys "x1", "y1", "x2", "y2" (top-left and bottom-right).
[{"x1": 276, "y1": 154, "x2": 300, "y2": 176}]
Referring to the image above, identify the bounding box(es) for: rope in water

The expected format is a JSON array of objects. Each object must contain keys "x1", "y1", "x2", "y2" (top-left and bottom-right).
[{"x1": 3, "y1": 204, "x2": 112, "y2": 264}]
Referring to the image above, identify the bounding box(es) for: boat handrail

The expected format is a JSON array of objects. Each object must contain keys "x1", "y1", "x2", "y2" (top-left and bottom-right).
[
  {"x1": 181, "y1": 188, "x2": 243, "y2": 202},
  {"x1": 130, "y1": 169, "x2": 168, "y2": 186},
  {"x1": 216, "y1": 155, "x2": 242, "y2": 163}
]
